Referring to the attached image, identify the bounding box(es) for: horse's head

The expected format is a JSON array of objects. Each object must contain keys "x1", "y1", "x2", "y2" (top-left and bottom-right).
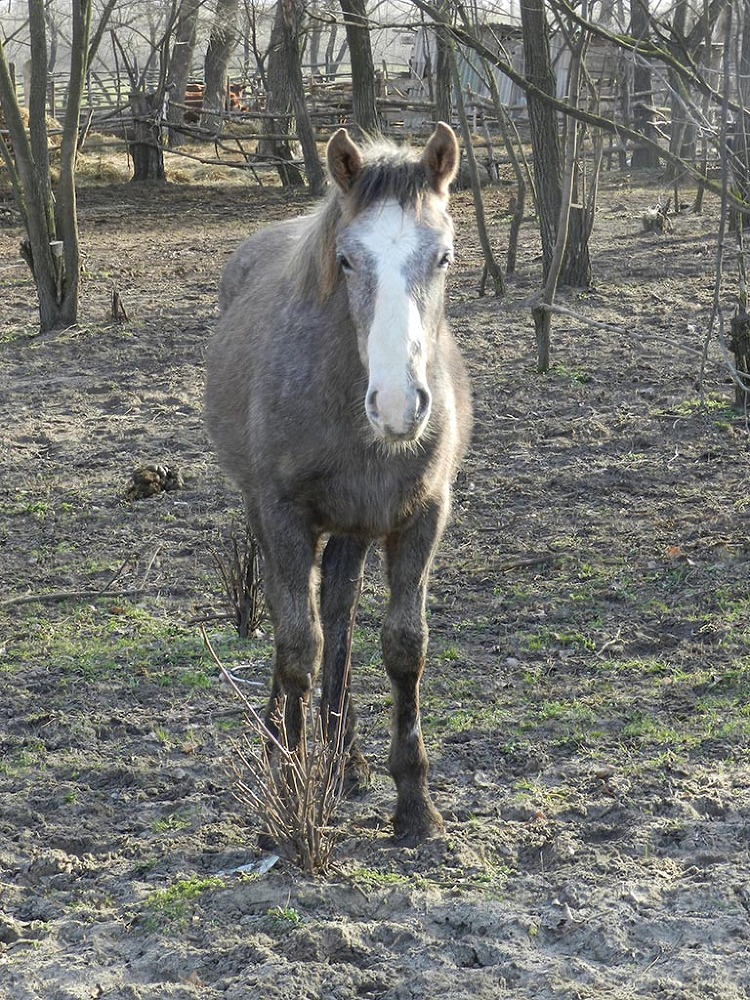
[{"x1": 327, "y1": 124, "x2": 459, "y2": 445}]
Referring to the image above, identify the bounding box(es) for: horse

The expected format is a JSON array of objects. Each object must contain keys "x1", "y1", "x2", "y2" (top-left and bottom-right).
[{"x1": 205, "y1": 123, "x2": 473, "y2": 843}]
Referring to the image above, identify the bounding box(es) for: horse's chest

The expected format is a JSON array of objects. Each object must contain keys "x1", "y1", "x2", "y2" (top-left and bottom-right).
[{"x1": 303, "y1": 457, "x2": 427, "y2": 537}]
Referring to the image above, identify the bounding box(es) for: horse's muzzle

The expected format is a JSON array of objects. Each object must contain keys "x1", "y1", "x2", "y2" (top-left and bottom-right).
[{"x1": 366, "y1": 384, "x2": 432, "y2": 442}]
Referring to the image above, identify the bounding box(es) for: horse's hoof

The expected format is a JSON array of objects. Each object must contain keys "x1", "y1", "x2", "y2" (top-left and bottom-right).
[{"x1": 392, "y1": 801, "x2": 443, "y2": 845}]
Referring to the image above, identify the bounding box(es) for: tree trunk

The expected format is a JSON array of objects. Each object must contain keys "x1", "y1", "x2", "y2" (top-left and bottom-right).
[
  {"x1": 325, "y1": 21, "x2": 339, "y2": 74},
  {"x1": 259, "y1": 0, "x2": 305, "y2": 187},
  {"x1": 434, "y1": 0, "x2": 452, "y2": 123},
  {"x1": 520, "y1": 0, "x2": 590, "y2": 287},
  {"x1": 450, "y1": 49, "x2": 503, "y2": 296},
  {"x1": 564, "y1": 200, "x2": 592, "y2": 286},
  {"x1": 629, "y1": 0, "x2": 661, "y2": 168},
  {"x1": 167, "y1": 0, "x2": 201, "y2": 146},
  {"x1": 128, "y1": 90, "x2": 166, "y2": 182},
  {"x1": 730, "y1": 310, "x2": 750, "y2": 408},
  {"x1": 532, "y1": 29, "x2": 583, "y2": 372},
  {"x1": 309, "y1": 1, "x2": 323, "y2": 74},
  {"x1": 281, "y1": 0, "x2": 324, "y2": 193},
  {"x1": 203, "y1": 0, "x2": 239, "y2": 133},
  {"x1": 339, "y1": 0, "x2": 380, "y2": 135},
  {"x1": 521, "y1": 0, "x2": 562, "y2": 281},
  {"x1": 0, "y1": 0, "x2": 91, "y2": 331},
  {"x1": 55, "y1": 0, "x2": 92, "y2": 326}
]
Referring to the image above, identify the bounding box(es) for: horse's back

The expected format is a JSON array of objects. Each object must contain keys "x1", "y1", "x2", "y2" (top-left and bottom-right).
[{"x1": 218, "y1": 217, "x2": 303, "y2": 314}]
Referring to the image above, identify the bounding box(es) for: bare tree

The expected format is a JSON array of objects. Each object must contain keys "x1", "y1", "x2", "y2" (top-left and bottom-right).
[
  {"x1": 449, "y1": 45, "x2": 503, "y2": 296},
  {"x1": 203, "y1": 0, "x2": 239, "y2": 132},
  {"x1": 166, "y1": 0, "x2": 202, "y2": 146},
  {"x1": 520, "y1": 0, "x2": 591, "y2": 287},
  {"x1": 259, "y1": 0, "x2": 323, "y2": 192},
  {"x1": 110, "y1": 27, "x2": 169, "y2": 183},
  {"x1": 259, "y1": 0, "x2": 303, "y2": 185},
  {"x1": 430, "y1": 0, "x2": 452, "y2": 123},
  {"x1": 339, "y1": 0, "x2": 380, "y2": 135},
  {"x1": 0, "y1": 0, "x2": 92, "y2": 331},
  {"x1": 629, "y1": 0, "x2": 660, "y2": 168}
]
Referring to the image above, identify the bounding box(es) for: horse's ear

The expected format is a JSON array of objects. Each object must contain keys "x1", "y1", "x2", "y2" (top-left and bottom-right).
[
  {"x1": 422, "y1": 122, "x2": 459, "y2": 197},
  {"x1": 327, "y1": 128, "x2": 364, "y2": 191}
]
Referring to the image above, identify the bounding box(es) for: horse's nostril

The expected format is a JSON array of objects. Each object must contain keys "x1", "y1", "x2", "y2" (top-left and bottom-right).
[
  {"x1": 415, "y1": 387, "x2": 431, "y2": 423},
  {"x1": 367, "y1": 389, "x2": 379, "y2": 418}
]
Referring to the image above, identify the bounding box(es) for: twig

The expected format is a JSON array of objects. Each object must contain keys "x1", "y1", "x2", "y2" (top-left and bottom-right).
[
  {"x1": 496, "y1": 553, "x2": 559, "y2": 573},
  {"x1": 1, "y1": 550, "x2": 153, "y2": 609},
  {"x1": 140, "y1": 545, "x2": 164, "y2": 588},
  {"x1": 100, "y1": 554, "x2": 133, "y2": 592},
  {"x1": 1, "y1": 587, "x2": 144, "y2": 609}
]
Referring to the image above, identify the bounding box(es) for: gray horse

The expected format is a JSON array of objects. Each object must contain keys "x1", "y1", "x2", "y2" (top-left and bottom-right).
[{"x1": 205, "y1": 123, "x2": 472, "y2": 843}]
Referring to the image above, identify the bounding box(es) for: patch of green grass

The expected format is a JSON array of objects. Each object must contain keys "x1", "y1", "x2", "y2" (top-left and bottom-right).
[
  {"x1": 671, "y1": 393, "x2": 736, "y2": 420},
  {"x1": 537, "y1": 699, "x2": 596, "y2": 725},
  {"x1": 423, "y1": 700, "x2": 513, "y2": 737},
  {"x1": 348, "y1": 868, "x2": 413, "y2": 891},
  {"x1": 523, "y1": 627, "x2": 597, "y2": 655},
  {"x1": 0, "y1": 741, "x2": 48, "y2": 778},
  {"x1": 143, "y1": 876, "x2": 225, "y2": 930},
  {"x1": 152, "y1": 812, "x2": 192, "y2": 834},
  {"x1": 621, "y1": 713, "x2": 689, "y2": 747},
  {"x1": 550, "y1": 363, "x2": 592, "y2": 384},
  {"x1": 266, "y1": 905, "x2": 303, "y2": 927},
  {"x1": 512, "y1": 777, "x2": 572, "y2": 815},
  {"x1": 3, "y1": 605, "x2": 260, "y2": 688},
  {"x1": 0, "y1": 488, "x2": 88, "y2": 524}
]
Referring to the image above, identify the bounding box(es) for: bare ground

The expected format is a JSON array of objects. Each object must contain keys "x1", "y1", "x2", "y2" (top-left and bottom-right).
[{"x1": 1, "y1": 155, "x2": 750, "y2": 1000}]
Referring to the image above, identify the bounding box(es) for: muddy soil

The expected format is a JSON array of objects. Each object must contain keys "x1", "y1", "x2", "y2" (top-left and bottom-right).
[{"x1": 1, "y1": 156, "x2": 750, "y2": 1000}]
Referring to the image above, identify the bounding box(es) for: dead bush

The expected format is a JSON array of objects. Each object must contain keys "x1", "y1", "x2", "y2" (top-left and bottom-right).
[
  {"x1": 203, "y1": 628, "x2": 348, "y2": 874},
  {"x1": 211, "y1": 523, "x2": 266, "y2": 638}
]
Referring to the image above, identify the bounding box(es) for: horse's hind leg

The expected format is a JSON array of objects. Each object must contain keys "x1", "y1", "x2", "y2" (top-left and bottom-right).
[
  {"x1": 382, "y1": 498, "x2": 448, "y2": 844},
  {"x1": 320, "y1": 535, "x2": 371, "y2": 789}
]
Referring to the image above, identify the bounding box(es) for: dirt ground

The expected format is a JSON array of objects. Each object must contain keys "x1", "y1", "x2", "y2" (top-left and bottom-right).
[{"x1": 1, "y1": 144, "x2": 750, "y2": 1000}]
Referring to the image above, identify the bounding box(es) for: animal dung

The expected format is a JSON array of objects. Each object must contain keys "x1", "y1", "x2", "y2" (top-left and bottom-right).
[
  {"x1": 641, "y1": 200, "x2": 673, "y2": 233},
  {"x1": 125, "y1": 463, "x2": 184, "y2": 500}
]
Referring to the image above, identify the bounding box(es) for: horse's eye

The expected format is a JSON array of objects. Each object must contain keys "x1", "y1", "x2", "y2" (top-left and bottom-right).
[
  {"x1": 338, "y1": 254, "x2": 353, "y2": 273},
  {"x1": 438, "y1": 250, "x2": 453, "y2": 269}
]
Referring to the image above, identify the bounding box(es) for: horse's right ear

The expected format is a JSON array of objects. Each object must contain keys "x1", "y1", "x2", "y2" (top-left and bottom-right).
[
  {"x1": 327, "y1": 128, "x2": 364, "y2": 191},
  {"x1": 422, "y1": 122, "x2": 460, "y2": 197}
]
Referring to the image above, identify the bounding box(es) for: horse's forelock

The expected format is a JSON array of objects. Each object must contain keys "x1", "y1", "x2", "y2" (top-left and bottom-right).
[
  {"x1": 346, "y1": 152, "x2": 429, "y2": 216},
  {"x1": 287, "y1": 143, "x2": 438, "y2": 305}
]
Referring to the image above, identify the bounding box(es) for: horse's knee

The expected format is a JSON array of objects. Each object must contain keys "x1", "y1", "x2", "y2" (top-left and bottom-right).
[
  {"x1": 275, "y1": 620, "x2": 323, "y2": 690},
  {"x1": 382, "y1": 615, "x2": 427, "y2": 680}
]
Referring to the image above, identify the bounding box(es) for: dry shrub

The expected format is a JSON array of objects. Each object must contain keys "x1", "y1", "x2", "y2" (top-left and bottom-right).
[
  {"x1": 203, "y1": 628, "x2": 348, "y2": 874},
  {"x1": 211, "y1": 523, "x2": 265, "y2": 638}
]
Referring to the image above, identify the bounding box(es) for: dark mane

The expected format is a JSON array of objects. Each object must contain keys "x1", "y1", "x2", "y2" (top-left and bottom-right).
[{"x1": 283, "y1": 140, "x2": 433, "y2": 304}]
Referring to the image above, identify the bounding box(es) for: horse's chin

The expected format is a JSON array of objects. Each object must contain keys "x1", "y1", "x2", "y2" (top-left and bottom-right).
[{"x1": 369, "y1": 424, "x2": 427, "y2": 456}]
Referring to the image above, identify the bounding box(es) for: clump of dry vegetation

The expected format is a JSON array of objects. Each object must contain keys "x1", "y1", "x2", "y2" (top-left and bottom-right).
[
  {"x1": 211, "y1": 522, "x2": 266, "y2": 638},
  {"x1": 203, "y1": 628, "x2": 349, "y2": 874}
]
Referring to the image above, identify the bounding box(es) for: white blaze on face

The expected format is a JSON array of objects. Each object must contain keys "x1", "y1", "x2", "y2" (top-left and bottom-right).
[{"x1": 358, "y1": 200, "x2": 432, "y2": 441}]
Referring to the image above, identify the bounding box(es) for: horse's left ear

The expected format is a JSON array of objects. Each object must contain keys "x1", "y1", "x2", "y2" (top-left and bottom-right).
[
  {"x1": 422, "y1": 122, "x2": 460, "y2": 197},
  {"x1": 327, "y1": 128, "x2": 364, "y2": 191}
]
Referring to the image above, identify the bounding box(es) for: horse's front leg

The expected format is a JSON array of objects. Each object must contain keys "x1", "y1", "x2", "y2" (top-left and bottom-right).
[
  {"x1": 382, "y1": 497, "x2": 449, "y2": 843},
  {"x1": 320, "y1": 535, "x2": 371, "y2": 786},
  {"x1": 257, "y1": 506, "x2": 322, "y2": 749}
]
